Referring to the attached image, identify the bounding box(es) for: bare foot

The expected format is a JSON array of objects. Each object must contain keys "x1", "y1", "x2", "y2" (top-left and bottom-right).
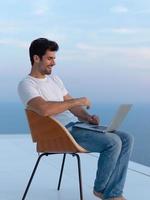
[{"x1": 93, "y1": 190, "x2": 104, "y2": 199}]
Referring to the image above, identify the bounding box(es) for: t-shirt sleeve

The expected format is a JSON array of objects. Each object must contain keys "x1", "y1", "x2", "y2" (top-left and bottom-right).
[
  {"x1": 18, "y1": 80, "x2": 40, "y2": 106},
  {"x1": 53, "y1": 75, "x2": 68, "y2": 96}
]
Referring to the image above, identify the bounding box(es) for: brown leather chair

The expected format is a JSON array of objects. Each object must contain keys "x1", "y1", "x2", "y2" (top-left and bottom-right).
[{"x1": 22, "y1": 109, "x2": 88, "y2": 200}]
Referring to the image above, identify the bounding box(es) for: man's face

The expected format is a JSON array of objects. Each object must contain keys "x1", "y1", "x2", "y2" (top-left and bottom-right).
[{"x1": 37, "y1": 50, "x2": 56, "y2": 75}]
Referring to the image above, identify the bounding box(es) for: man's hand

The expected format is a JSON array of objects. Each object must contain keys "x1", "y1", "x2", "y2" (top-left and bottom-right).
[{"x1": 87, "y1": 115, "x2": 100, "y2": 125}]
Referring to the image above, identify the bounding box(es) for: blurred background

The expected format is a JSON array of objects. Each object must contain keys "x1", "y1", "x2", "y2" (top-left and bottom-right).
[{"x1": 0, "y1": 0, "x2": 150, "y2": 166}]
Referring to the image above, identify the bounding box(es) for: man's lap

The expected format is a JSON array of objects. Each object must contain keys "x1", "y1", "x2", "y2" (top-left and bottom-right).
[{"x1": 70, "y1": 127, "x2": 130, "y2": 152}]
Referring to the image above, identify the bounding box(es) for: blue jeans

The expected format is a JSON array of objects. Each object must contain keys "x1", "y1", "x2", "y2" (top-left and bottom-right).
[{"x1": 70, "y1": 126, "x2": 134, "y2": 199}]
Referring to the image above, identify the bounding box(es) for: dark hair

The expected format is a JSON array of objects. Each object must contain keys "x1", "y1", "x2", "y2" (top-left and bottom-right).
[{"x1": 29, "y1": 38, "x2": 59, "y2": 65}]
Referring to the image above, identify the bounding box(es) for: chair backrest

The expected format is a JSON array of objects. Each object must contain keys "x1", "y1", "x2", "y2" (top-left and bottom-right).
[{"x1": 25, "y1": 109, "x2": 87, "y2": 153}]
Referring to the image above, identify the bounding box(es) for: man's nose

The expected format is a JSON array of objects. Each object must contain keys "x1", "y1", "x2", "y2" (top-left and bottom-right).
[{"x1": 52, "y1": 59, "x2": 55, "y2": 66}]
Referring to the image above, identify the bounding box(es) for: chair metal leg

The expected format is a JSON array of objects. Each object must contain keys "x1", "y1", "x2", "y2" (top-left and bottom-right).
[
  {"x1": 73, "y1": 153, "x2": 83, "y2": 200},
  {"x1": 57, "y1": 153, "x2": 66, "y2": 190},
  {"x1": 22, "y1": 152, "x2": 83, "y2": 200},
  {"x1": 21, "y1": 153, "x2": 49, "y2": 200}
]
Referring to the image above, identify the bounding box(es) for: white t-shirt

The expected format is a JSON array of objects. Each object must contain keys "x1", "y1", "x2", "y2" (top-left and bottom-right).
[{"x1": 18, "y1": 75, "x2": 78, "y2": 126}]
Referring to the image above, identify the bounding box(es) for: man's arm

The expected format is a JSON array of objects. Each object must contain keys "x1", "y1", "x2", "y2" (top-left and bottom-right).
[
  {"x1": 27, "y1": 96, "x2": 91, "y2": 117},
  {"x1": 64, "y1": 94, "x2": 100, "y2": 125}
]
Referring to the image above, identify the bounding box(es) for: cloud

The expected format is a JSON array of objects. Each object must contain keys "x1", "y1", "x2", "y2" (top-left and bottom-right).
[
  {"x1": 43, "y1": 31, "x2": 67, "y2": 44},
  {"x1": 111, "y1": 28, "x2": 150, "y2": 34},
  {"x1": 111, "y1": 6, "x2": 150, "y2": 15},
  {"x1": 111, "y1": 28, "x2": 137, "y2": 34},
  {"x1": 96, "y1": 27, "x2": 150, "y2": 35},
  {"x1": 32, "y1": 0, "x2": 55, "y2": 17},
  {"x1": 134, "y1": 9, "x2": 150, "y2": 15},
  {"x1": 74, "y1": 43, "x2": 150, "y2": 70},
  {"x1": 77, "y1": 43, "x2": 150, "y2": 59},
  {"x1": 0, "y1": 39, "x2": 29, "y2": 49},
  {"x1": 0, "y1": 21, "x2": 20, "y2": 34},
  {"x1": 110, "y1": 5, "x2": 129, "y2": 13},
  {"x1": 33, "y1": 5, "x2": 49, "y2": 16}
]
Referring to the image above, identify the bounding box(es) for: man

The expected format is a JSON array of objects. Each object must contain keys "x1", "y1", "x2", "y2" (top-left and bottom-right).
[{"x1": 18, "y1": 38, "x2": 134, "y2": 200}]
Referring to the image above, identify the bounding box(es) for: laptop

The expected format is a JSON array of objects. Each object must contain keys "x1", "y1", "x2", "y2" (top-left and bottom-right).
[{"x1": 74, "y1": 104, "x2": 132, "y2": 133}]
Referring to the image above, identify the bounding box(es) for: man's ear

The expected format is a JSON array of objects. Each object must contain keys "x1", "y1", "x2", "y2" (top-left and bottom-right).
[{"x1": 33, "y1": 55, "x2": 40, "y2": 63}]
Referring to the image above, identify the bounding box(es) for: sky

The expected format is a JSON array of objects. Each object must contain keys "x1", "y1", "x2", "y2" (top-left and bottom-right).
[{"x1": 0, "y1": 0, "x2": 150, "y2": 103}]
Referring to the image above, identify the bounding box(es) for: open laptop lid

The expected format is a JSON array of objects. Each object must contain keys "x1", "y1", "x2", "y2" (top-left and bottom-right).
[
  {"x1": 105, "y1": 104, "x2": 132, "y2": 132},
  {"x1": 74, "y1": 104, "x2": 132, "y2": 133}
]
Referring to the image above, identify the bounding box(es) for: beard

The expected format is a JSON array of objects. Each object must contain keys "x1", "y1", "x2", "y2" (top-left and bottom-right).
[
  {"x1": 40, "y1": 65, "x2": 53, "y2": 75},
  {"x1": 45, "y1": 68, "x2": 52, "y2": 75}
]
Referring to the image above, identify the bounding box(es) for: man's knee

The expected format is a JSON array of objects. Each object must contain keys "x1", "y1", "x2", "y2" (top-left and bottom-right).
[
  {"x1": 125, "y1": 133, "x2": 134, "y2": 152},
  {"x1": 106, "y1": 133, "x2": 122, "y2": 153},
  {"x1": 118, "y1": 131, "x2": 134, "y2": 149}
]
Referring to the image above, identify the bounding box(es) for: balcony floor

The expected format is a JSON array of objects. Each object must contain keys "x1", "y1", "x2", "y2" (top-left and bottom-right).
[{"x1": 0, "y1": 134, "x2": 150, "y2": 200}]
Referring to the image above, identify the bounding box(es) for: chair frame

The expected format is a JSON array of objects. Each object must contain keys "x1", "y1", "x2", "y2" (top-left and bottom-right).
[
  {"x1": 21, "y1": 109, "x2": 88, "y2": 200},
  {"x1": 22, "y1": 153, "x2": 83, "y2": 200}
]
